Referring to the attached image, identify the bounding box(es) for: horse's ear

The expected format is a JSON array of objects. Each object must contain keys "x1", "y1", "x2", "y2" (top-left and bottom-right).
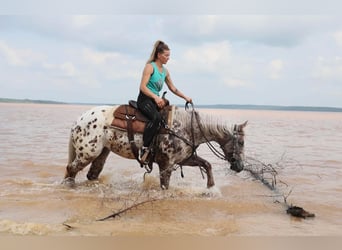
[
  {"x1": 237, "y1": 121, "x2": 247, "y2": 132},
  {"x1": 241, "y1": 120, "x2": 248, "y2": 128}
]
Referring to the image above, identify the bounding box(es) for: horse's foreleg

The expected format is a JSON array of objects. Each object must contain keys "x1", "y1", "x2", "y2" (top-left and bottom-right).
[
  {"x1": 158, "y1": 164, "x2": 173, "y2": 190},
  {"x1": 87, "y1": 147, "x2": 110, "y2": 180},
  {"x1": 182, "y1": 155, "x2": 215, "y2": 188}
]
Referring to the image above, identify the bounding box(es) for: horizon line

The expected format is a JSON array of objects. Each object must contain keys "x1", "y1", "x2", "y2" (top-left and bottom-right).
[{"x1": 1, "y1": 97, "x2": 342, "y2": 112}]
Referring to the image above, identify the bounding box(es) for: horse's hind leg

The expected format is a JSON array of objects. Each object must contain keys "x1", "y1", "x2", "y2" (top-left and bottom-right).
[
  {"x1": 87, "y1": 147, "x2": 110, "y2": 180},
  {"x1": 182, "y1": 155, "x2": 215, "y2": 188},
  {"x1": 63, "y1": 158, "x2": 91, "y2": 186}
]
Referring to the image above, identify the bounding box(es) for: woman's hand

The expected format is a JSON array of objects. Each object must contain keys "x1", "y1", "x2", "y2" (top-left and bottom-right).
[
  {"x1": 154, "y1": 96, "x2": 166, "y2": 109},
  {"x1": 184, "y1": 96, "x2": 192, "y2": 104}
]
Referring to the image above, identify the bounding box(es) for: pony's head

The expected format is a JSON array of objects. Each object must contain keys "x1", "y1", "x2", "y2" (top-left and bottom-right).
[{"x1": 220, "y1": 121, "x2": 247, "y2": 173}]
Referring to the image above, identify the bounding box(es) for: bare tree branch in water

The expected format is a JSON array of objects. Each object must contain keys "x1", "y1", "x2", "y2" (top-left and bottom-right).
[
  {"x1": 95, "y1": 178, "x2": 171, "y2": 221},
  {"x1": 244, "y1": 156, "x2": 279, "y2": 190},
  {"x1": 62, "y1": 223, "x2": 75, "y2": 230},
  {"x1": 244, "y1": 155, "x2": 315, "y2": 219},
  {"x1": 97, "y1": 197, "x2": 161, "y2": 221}
]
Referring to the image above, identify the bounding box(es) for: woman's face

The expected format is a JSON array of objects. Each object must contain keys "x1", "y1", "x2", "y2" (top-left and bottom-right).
[{"x1": 158, "y1": 50, "x2": 170, "y2": 64}]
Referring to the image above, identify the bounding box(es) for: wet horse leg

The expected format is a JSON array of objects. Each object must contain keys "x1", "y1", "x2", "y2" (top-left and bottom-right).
[
  {"x1": 87, "y1": 147, "x2": 110, "y2": 180},
  {"x1": 63, "y1": 158, "x2": 91, "y2": 186},
  {"x1": 182, "y1": 155, "x2": 215, "y2": 188},
  {"x1": 158, "y1": 164, "x2": 173, "y2": 190}
]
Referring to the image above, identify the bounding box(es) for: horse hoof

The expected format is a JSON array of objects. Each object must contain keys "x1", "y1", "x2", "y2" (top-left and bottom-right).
[
  {"x1": 207, "y1": 182, "x2": 215, "y2": 189},
  {"x1": 87, "y1": 172, "x2": 99, "y2": 181},
  {"x1": 62, "y1": 177, "x2": 76, "y2": 188}
]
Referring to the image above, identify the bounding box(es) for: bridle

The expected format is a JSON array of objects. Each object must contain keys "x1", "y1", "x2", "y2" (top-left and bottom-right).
[
  {"x1": 229, "y1": 124, "x2": 241, "y2": 164},
  {"x1": 166, "y1": 102, "x2": 241, "y2": 163}
]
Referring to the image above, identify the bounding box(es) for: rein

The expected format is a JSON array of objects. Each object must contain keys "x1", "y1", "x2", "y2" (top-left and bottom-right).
[
  {"x1": 155, "y1": 102, "x2": 239, "y2": 179},
  {"x1": 164, "y1": 102, "x2": 236, "y2": 163},
  {"x1": 185, "y1": 102, "x2": 228, "y2": 161},
  {"x1": 158, "y1": 102, "x2": 238, "y2": 171}
]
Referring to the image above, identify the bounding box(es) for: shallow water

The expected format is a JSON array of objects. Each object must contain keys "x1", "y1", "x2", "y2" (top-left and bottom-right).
[{"x1": 0, "y1": 103, "x2": 341, "y2": 236}]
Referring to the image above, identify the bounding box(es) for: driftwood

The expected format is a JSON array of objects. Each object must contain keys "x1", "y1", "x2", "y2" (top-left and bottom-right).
[
  {"x1": 65, "y1": 155, "x2": 315, "y2": 225},
  {"x1": 286, "y1": 205, "x2": 315, "y2": 218},
  {"x1": 62, "y1": 223, "x2": 75, "y2": 230},
  {"x1": 244, "y1": 156, "x2": 315, "y2": 219},
  {"x1": 98, "y1": 155, "x2": 315, "y2": 221},
  {"x1": 97, "y1": 198, "x2": 160, "y2": 221}
]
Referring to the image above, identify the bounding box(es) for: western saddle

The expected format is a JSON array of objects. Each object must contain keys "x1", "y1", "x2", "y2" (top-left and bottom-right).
[{"x1": 110, "y1": 94, "x2": 175, "y2": 167}]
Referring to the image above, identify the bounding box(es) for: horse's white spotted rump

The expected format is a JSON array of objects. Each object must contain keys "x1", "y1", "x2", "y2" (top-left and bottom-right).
[{"x1": 64, "y1": 105, "x2": 247, "y2": 189}]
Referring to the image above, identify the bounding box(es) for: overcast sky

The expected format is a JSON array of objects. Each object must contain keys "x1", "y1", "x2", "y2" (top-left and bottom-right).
[{"x1": 1, "y1": 14, "x2": 342, "y2": 107}]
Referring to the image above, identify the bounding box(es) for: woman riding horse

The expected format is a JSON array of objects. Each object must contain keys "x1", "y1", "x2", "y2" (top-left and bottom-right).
[{"x1": 137, "y1": 40, "x2": 192, "y2": 163}]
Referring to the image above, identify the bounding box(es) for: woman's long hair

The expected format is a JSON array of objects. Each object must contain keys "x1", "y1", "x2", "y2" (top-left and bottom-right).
[{"x1": 146, "y1": 40, "x2": 170, "y2": 64}]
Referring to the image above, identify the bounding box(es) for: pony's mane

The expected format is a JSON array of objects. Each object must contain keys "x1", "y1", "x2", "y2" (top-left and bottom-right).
[{"x1": 174, "y1": 108, "x2": 232, "y2": 137}]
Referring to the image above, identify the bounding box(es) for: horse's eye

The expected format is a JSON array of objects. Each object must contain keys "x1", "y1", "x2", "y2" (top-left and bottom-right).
[{"x1": 238, "y1": 140, "x2": 244, "y2": 147}]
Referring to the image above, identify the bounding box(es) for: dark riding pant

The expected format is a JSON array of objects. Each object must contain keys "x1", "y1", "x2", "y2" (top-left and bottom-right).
[{"x1": 137, "y1": 91, "x2": 162, "y2": 147}]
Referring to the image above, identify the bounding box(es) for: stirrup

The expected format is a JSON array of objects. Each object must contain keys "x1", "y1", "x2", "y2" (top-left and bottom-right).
[
  {"x1": 139, "y1": 148, "x2": 150, "y2": 165},
  {"x1": 144, "y1": 163, "x2": 152, "y2": 173}
]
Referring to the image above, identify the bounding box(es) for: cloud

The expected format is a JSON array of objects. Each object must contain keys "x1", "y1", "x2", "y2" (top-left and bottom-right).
[
  {"x1": 61, "y1": 62, "x2": 76, "y2": 76},
  {"x1": 1, "y1": 15, "x2": 342, "y2": 106},
  {"x1": 42, "y1": 62, "x2": 77, "y2": 77},
  {"x1": 333, "y1": 31, "x2": 342, "y2": 47},
  {"x1": 71, "y1": 15, "x2": 96, "y2": 29},
  {"x1": 165, "y1": 15, "x2": 337, "y2": 47},
  {"x1": 312, "y1": 56, "x2": 342, "y2": 81},
  {"x1": 42, "y1": 61, "x2": 77, "y2": 77},
  {"x1": 170, "y1": 40, "x2": 253, "y2": 92},
  {"x1": 181, "y1": 41, "x2": 232, "y2": 72},
  {"x1": 2, "y1": 15, "x2": 340, "y2": 56},
  {"x1": 268, "y1": 59, "x2": 284, "y2": 80},
  {"x1": 82, "y1": 48, "x2": 122, "y2": 65},
  {"x1": 0, "y1": 40, "x2": 45, "y2": 66},
  {"x1": 81, "y1": 47, "x2": 142, "y2": 81},
  {"x1": 223, "y1": 77, "x2": 250, "y2": 87}
]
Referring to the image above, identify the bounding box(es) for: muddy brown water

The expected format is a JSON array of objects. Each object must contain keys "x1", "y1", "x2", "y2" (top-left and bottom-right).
[{"x1": 0, "y1": 103, "x2": 341, "y2": 236}]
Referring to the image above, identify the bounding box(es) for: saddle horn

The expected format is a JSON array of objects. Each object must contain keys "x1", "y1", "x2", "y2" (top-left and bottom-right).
[{"x1": 161, "y1": 91, "x2": 170, "y2": 107}]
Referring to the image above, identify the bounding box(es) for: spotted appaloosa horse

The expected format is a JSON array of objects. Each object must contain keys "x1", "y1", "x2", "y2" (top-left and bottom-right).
[{"x1": 63, "y1": 105, "x2": 247, "y2": 189}]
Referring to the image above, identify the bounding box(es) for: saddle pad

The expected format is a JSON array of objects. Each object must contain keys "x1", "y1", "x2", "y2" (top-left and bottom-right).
[{"x1": 111, "y1": 118, "x2": 146, "y2": 133}]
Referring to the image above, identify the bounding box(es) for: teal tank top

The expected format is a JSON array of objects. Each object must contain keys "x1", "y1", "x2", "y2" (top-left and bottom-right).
[{"x1": 146, "y1": 62, "x2": 166, "y2": 96}]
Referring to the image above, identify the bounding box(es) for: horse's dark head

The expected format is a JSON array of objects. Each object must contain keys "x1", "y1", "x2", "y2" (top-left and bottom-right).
[{"x1": 220, "y1": 121, "x2": 247, "y2": 173}]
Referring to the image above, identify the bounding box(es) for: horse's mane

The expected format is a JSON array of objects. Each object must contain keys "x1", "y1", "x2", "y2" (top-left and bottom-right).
[{"x1": 174, "y1": 108, "x2": 232, "y2": 137}]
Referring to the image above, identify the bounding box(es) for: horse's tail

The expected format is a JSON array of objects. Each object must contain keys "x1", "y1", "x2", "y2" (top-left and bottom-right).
[{"x1": 67, "y1": 133, "x2": 76, "y2": 164}]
